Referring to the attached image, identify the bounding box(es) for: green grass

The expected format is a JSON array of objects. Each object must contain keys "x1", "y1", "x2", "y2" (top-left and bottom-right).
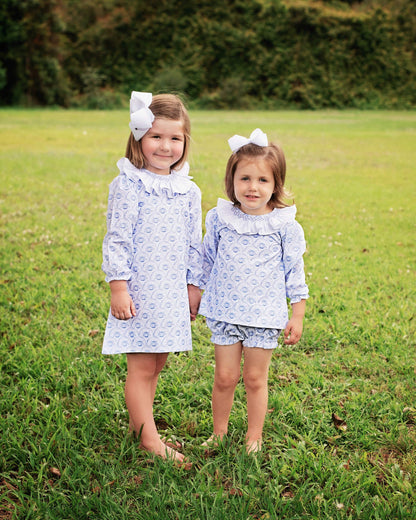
[{"x1": 1, "y1": 109, "x2": 415, "y2": 519}]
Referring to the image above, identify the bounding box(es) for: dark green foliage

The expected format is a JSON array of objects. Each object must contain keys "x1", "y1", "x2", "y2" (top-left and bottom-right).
[
  {"x1": 0, "y1": 0, "x2": 415, "y2": 108},
  {"x1": 0, "y1": 0, "x2": 26, "y2": 104}
]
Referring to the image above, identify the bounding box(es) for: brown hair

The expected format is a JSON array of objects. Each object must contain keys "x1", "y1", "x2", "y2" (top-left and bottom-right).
[
  {"x1": 224, "y1": 142, "x2": 291, "y2": 209},
  {"x1": 125, "y1": 94, "x2": 191, "y2": 170}
]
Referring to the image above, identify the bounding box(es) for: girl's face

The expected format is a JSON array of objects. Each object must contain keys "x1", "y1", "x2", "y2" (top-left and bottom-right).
[
  {"x1": 141, "y1": 118, "x2": 185, "y2": 175},
  {"x1": 233, "y1": 158, "x2": 275, "y2": 215}
]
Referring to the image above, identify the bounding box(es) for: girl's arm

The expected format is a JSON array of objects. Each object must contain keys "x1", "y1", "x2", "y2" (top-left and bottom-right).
[
  {"x1": 200, "y1": 209, "x2": 220, "y2": 289},
  {"x1": 186, "y1": 186, "x2": 203, "y2": 319},
  {"x1": 102, "y1": 175, "x2": 138, "y2": 320},
  {"x1": 102, "y1": 175, "x2": 136, "y2": 282},
  {"x1": 281, "y1": 221, "x2": 309, "y2": 344},
  {"x1": 284, "y1": 299, "x2": 306, "y2": 345},
  {"x1": 187, "y1": 284, "x2": 202, "y2": 321}
]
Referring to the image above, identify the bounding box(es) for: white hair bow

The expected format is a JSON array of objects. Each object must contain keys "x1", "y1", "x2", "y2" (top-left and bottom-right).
[
  {"x1": 129, "y1": 91, "x2": 155, "y2": 141},
  {"x1": 228, "y1": 128, "x2": 268, "y2": 152}
]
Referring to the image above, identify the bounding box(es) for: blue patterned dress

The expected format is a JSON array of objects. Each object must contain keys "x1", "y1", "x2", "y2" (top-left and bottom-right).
[
  {"x1": 199, "y1": 199, "x2": 309, "y2": 329},
  {"x1": 102, "y1": 158, "x2": 202, "y2": 354}
]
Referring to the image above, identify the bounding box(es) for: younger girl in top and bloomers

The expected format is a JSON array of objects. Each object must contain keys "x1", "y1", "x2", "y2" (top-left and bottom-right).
[
  {"x1": 102, "y1": 92, "x2": 202, "y2": 463},
  {"x1": 199, "y1": 128, "x2": 309, "y2": 454}
]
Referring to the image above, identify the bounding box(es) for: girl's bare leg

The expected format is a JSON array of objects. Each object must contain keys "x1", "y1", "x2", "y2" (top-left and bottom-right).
[
  {"x1": 209, "y1": 343, "x2": 243, "y2": 440},
  {"x1": 127, "y1": 353, "x2": 164, "y2": 433},
  {"x1": 242, "y1": 347, "x2": 273, "y2": 453},
  {"x1": 125, "y1": 352, "x2": 184, "y2": 462}
]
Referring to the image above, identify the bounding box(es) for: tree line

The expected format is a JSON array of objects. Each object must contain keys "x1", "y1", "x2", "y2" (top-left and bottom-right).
[{"x1": 1, "y1": 0, "x2": 415, "y2": 109}]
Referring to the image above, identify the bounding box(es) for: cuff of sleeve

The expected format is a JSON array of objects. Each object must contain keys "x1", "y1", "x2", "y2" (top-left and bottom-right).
[
  {"x1": 289, "y1": 294, "x2": 309, "y2": 304},
  {"x1": 105, "y1": 275, "x2": 131, "y2": 283},
  {"x1": 186, "y1": 269, "x2": 202, "y2": 287},
  {"x1": 186, "y1": 279, "x2": 201, "y2": 287}
]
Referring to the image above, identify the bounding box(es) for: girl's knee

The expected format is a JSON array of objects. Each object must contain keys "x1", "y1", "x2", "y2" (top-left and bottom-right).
[
  {"x1": 215, "y1": 371, "x2": 240, "y2": 391},
  {"x1": 243, "y1": 371, "x2": 267, "y2": 392}
]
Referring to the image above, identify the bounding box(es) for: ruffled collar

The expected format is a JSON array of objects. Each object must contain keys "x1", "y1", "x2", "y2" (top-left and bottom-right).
[
  {"x1": 117, "y1": 157, "x2": 193, "y2": 197},
  {"x1": 216, "y1": 198, "x2": 297, "y2": 235}
]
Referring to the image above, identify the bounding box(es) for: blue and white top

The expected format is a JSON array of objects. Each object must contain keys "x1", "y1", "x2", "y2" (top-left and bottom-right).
[
  {"x1": 199, "y1": 199, "x2": 309, "y2": 329},
  {"x1": 102, "y1": 158, "x2": 202, "y2": 354}
]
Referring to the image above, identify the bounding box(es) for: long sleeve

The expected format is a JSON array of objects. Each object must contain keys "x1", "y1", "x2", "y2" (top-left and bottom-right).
[
  {"x1": 281, "y1": 221, "x2": 309, "y2": 304},
  {"x1": 102, "y1": 174, "x2": 138, "y2": 282},
  {"x1": 200, "y1": 209, "x2": 220, "y2": 289},
  {"x1": 186, "y1": 185, "x2": 203, "y2": 286}
]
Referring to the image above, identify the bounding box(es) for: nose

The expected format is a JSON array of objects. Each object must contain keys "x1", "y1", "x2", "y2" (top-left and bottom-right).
[{"x1": 160, "y1": 138, "x2": 170, "y2": 151}]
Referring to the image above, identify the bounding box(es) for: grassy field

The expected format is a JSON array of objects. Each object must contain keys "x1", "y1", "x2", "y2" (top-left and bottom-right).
[{"x1": 0, "y1": 109, "x2": 415, "y2": 519}]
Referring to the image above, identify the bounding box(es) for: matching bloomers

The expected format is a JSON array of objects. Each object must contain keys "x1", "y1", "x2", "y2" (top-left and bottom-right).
[{"x1": 199, "y1": 199, "x2": 309, "y2": 336}]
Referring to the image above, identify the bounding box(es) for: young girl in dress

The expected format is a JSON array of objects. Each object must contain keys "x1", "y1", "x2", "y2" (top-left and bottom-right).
[
  {"x1": 102, "y1": 91, "x2": 202, "y2": 463},
  {"x1": 199, "y1": 128, "x2": 309, "y2": 454}
]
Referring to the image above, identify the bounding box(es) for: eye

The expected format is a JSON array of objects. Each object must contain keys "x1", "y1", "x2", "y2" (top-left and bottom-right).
[{"x1": 260, "y1": 178, "x2": 269, "y2": 183}]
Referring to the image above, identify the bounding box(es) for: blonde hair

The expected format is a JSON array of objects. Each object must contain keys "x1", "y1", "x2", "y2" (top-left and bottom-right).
[
  {"x1": 125, "y1": 94, "x2": 191, "y2": 170},
  {"x1": 225, "y1": 142, "x2": 291, "y2": 209}
]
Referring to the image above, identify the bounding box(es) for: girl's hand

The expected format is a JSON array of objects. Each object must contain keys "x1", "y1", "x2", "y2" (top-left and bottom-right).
[
  {"x1": 109, "y1": 280, "x2": 137, "y2": 320},
  {"x1": 284, "y1": 299, "x2": 306, "y2": 345},
  {"x1": 283, "y1": 316, "x2": 303, "y2": 345},
  {"x1": 187, "y1": 284, "x2": 202, "y2": 321}
]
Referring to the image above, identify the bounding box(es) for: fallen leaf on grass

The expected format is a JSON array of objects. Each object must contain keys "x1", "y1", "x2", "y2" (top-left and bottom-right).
[
  {"x1": 228, "y1": 487, "x2": 243, "y2": 496},
  {"x1": 49, "y1": 467, "x2": 61, "y2": 478},
  {"x1": 88, "y1": 329, "x2": 99, "y2": 337},
  {"x1": 2, "y1": 479, "x2": 17, "y2": 491},
  {"x1": 327, "y1": 435, "x2": 342, "y2": 444},
  {"x1": 332, "y1": 413, "x2": 347, "y2": 431}
]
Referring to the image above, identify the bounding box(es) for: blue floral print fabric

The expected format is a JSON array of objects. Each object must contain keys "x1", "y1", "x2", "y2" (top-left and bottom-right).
[
  {"x1": 199, "y1": 199, "x2": 309, "y2": 330},
  {"x1": 102, "y1": 158, "x2": 202, "y2": 354}
]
